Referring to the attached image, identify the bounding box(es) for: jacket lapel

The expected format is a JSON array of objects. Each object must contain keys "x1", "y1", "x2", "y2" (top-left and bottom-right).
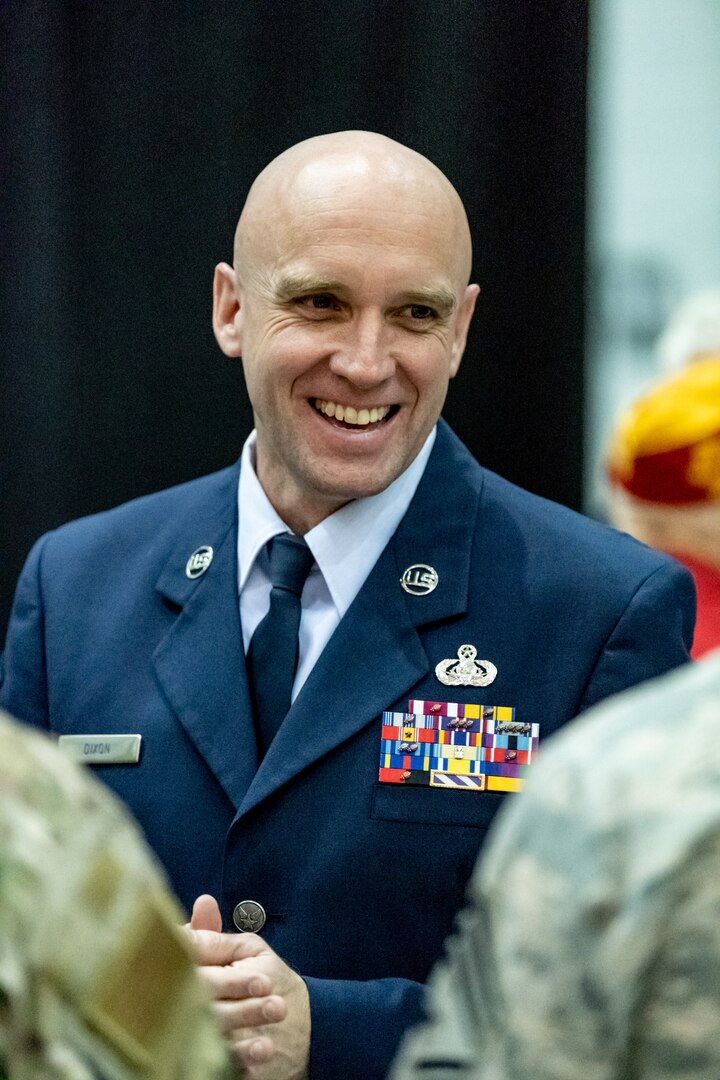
[
  {"x1": 237, "y1": 422, "x2": 484, "y2": 819},
  {"x1": 152, "y1": 463, "x2": 258, "y2": 810}
]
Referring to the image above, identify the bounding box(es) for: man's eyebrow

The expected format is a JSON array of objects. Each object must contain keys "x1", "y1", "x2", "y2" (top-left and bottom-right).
[
  {"x1": 272, "y1": 273, "x2": 345, "y2": 300},
  {"x1": 270, "y1": 274, "x2": 457, "y2": 314}
]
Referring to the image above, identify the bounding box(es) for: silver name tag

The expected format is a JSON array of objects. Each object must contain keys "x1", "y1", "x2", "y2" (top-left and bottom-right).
[{"x1": 57, "y1": 734, "x2": 142, "y2": 765}]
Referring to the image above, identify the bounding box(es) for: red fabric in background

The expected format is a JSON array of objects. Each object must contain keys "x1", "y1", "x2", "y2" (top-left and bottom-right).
[{"x1": 674, "y1": 553, "x2": 720, "y2": 658}]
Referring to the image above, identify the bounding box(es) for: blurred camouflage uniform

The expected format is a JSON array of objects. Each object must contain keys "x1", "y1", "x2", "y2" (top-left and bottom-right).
[
  {"x1": 0, "y1": 710, "x2": 239, "y2": 1080},
  {"x1": 390, "y1": 654, "x2": 720, "y2": 1080}
]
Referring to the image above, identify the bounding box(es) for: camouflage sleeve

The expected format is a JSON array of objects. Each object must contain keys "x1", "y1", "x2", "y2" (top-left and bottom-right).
[
  {"x1": 0, "y1": 711, "x2": 241, "y2": 1080},
  {"x1": 631, "y1": 830, "x2": 720, "y2": 1080},
  {"x1": 390, "y1": 749, "x2": 621, "y2": 1080}
]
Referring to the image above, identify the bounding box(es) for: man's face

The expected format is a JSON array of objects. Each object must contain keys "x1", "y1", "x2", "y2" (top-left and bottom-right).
[{"x1": 215, "y1": 157, "x2": 478, "y2": 531}]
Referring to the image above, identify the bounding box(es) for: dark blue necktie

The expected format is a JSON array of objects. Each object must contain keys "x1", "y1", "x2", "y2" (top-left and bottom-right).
[{"x1": 247, "y1": 533, "x2": 314, "y2": 757}]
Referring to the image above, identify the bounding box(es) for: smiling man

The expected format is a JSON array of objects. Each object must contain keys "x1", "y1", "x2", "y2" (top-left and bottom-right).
[
  {"x1": 213, "y1": 135, "x2": 478, "y2": 533},
  {"x1": 0, "y1": 131, "x2": 696, "y2": 1080}
]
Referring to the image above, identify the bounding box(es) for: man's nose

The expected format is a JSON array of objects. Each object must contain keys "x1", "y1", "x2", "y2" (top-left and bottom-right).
[{"x1": 328, "y1": 314, "x2": 396, "y2": 387}]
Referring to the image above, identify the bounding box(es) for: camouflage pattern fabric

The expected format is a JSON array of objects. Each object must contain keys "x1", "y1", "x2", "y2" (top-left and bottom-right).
[
  {"x1": 0, "y1": 710, "x2": 240, "y2": 1080},
  {"x1": 390, "y1": 654, "x2": 720, "y2": 1080}
]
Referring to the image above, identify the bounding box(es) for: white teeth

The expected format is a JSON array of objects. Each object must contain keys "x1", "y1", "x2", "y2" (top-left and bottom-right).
[{"x1": 314, "y1": 400, "x2": 391, "y2": 426}]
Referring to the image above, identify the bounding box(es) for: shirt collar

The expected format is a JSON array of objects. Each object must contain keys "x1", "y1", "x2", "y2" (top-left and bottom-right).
[
  {"x1": 237, "y1": 427, "x2": 436, "y2": 616},
  {"x1": 237, "y1": 434, "x2": 289, "y2": 592}
]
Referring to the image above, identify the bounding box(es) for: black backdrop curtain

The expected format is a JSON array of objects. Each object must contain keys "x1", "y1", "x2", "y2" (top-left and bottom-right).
[{"x1": 1, "y1": 0, "x2": 588, "y2": 641}]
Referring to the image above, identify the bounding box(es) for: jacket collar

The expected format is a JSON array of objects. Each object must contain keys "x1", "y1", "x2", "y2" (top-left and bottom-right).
[{"x1": 152, "y1": 461, "x2": 260, "y2": 809}]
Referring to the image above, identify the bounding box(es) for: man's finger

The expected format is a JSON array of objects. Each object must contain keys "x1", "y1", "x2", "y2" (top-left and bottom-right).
[
  {"x1": 199, "y1": 964, "x2": 273, "y2": 1001},
  {"x1": 232, "y1": 1034, "x2": 277, "y2": 1067},
  {"x1": 190, "y1": 893, "x2": 223, "y2": 932},
  {"x1": 214, "y1": 993, "x2": 287, "y2": 1033}
]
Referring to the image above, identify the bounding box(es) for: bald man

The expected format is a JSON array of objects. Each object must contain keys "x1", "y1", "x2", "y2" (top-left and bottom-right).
[{"x1": 1, "y1": 131, "x2": 695, "y2": 1080}]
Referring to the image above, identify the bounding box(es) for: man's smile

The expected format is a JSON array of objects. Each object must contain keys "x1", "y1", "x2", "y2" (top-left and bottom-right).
[{"x1": 312, "y1": 398, "x2": 396, "y2": 427}]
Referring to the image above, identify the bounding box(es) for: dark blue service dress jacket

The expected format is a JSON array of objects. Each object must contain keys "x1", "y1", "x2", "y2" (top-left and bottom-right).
[{"x1": 0, "y1": 421, "x2": 695, "y2": 1080}]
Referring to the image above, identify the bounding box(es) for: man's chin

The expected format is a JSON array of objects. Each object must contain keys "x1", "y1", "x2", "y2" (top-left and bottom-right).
[
  {"x1": 307, "y1": 469, "x2": 401, "y2": 506},
  {"x1": 262, "y1": 446, "x2": 417, "y2": 530},
  {"x1": 281, "y1": 471, "x2": 401, "y2": 531}
]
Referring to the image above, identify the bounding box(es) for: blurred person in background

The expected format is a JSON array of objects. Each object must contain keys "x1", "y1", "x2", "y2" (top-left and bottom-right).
[
  {"x1": 607, "y1": 356, "x2": 720, "y2": 657},
  {"x1": 390, "y1": 654, "x2": 720, "y2": 1080}
]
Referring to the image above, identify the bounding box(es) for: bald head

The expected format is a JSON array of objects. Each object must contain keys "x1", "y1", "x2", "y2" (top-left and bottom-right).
[
  {"x1": 234, "y1": 131, "x2": 474, "y2": 292},
  {"x1": 213, "y1": 130, "x2": 480, "y2": 532}
]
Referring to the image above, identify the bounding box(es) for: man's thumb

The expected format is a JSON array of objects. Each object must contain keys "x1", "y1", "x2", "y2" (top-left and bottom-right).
[{"x1": 190, "y1": 893, "x2": 223, "y2": 932}]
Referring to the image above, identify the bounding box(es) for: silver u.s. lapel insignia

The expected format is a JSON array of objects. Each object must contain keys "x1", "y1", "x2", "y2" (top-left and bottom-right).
[
  {"x1": 400, "y1": 564, "x2": 438, "y2": 596},
  {"x1": 435, "y1": 644, "x2": 497, "y2": 687},
  {"x1": 186, "y1": 545, "x2": 214, "y2": 579}
]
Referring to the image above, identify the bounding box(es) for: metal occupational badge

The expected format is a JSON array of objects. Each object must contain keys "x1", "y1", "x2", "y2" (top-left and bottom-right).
[{"x1": 435, "y1": 644, "x2": 497, "y2": 687}]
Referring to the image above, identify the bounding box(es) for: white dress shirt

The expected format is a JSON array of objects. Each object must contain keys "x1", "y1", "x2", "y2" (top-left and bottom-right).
[{"x1": 237, "y1": 427, "x2": 436, "y2": 701}]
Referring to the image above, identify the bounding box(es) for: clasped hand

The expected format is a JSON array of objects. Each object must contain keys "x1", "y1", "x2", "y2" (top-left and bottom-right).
[{"x1": 185, "y1": 894, "x2": 310, "y2": 1079}]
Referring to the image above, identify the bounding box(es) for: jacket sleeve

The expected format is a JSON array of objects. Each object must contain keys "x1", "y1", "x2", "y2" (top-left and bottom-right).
[
  {"x1": 305, "y1": 975, "x2": 425, "y2": 1080},
  {"x1": 0, "y1": 535, "x2": 52, "y2": 729},
  {"x1": 577, "y1": 558, "x2": 696, "y2": 714}
]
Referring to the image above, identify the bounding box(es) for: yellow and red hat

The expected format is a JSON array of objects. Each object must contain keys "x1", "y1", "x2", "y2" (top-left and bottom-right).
[{"x1": 607, "y1": 357, "x2": 720, "y2": 505}]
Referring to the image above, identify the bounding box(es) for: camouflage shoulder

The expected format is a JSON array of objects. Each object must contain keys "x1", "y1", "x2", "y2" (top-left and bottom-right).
[
  {"x1": 481, "y1": 656, "x2": 720, "y2": 887},
  {"x1": 0, "y1": 711, "x2": 241, "y2": 1080}
]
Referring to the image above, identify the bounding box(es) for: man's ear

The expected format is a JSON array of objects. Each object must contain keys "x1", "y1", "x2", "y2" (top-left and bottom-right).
[
  {"x1": 212, "y1": 262, "x2": 243, "y2": 357},
  {"x1": 449, "y1": 283, "x2": 480, "y2": 378}
]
